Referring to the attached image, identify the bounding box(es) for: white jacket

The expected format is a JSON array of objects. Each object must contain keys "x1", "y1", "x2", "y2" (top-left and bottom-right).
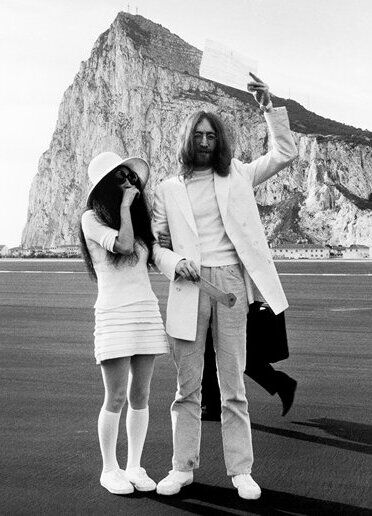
[{"x1": 152, "y1": 107, "x2": 298, "y2": 341}]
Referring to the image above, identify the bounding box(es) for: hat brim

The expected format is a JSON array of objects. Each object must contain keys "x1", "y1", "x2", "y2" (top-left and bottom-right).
[{"x1": 87, "y1": 156, "x2": 150, "y2": 204}]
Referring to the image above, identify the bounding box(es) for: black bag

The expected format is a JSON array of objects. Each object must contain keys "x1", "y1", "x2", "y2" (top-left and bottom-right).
[{"x1": 246, "y1": 302, "x2": 289, "y2": 364}]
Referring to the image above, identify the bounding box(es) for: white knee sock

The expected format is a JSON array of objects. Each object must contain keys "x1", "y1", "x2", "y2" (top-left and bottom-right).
[
  {"x1": 126, "y1": 406, "x2": 149, "y2": 470},
  {"x1": 98, "y1": 407, "x2": 121, "y2": 473}
]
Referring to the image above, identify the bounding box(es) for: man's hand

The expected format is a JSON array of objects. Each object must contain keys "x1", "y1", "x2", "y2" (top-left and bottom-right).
[
  {"x1": 247, "y1": 72, "x2": 271, "y2": 108},
  {"x1": 175, "y1": 259, "x2": 199, "y2": 282},
  {"x1": 158, "y1": 232, "x2": 172, "y2": 250}
]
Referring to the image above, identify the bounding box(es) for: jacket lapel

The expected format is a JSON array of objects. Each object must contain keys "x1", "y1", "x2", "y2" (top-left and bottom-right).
[
  {"x1": 214, "y1": 172, "x2": 230, "y2": 221},
  {"x1": 174, "y1": 177, "x2": 198, "y2": 236}
]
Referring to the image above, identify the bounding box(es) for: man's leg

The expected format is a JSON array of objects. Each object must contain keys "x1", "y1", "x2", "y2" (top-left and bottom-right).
[
  {"x1": 246, "y1": 361, "x2": 297, "y2": 416},
  {"x1": 157, "y1": 269, "x2": 212, "y2": 496},
  {"x1": 171, "y1": 267, "x2": 212, "y2": 472},
  {"x1": 212, "y1": 264, "x2": 260, "y2": 499},
  {"x1": 212, "y1": 265, "x2": 253, "y2": 476},
  {"x1": 245, "y1": 360, "x2": 278, "y2": 395}
]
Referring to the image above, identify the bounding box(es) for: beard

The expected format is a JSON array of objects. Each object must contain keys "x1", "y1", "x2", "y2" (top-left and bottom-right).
[{"x1": 193, "y1": 150, "x2": 214, "y2": 168}]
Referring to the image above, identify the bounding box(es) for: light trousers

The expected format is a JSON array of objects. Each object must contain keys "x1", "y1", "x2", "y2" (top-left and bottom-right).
[{"x1": 171, "y1": 264, "x2": 254, "y2": 476}]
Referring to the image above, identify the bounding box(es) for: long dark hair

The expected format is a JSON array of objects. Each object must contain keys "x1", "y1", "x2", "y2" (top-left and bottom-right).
[
  {"x1": 79, "y1": 168, "x2": 154, "y2": 280},
  {"x1": 177, "y1": 111, "x2": 232, "y2": 179}
]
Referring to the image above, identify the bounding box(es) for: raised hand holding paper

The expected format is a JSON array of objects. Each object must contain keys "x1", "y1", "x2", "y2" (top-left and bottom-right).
[{"x1": 199, "y1": 39, "x2": 258, "y2": 92}]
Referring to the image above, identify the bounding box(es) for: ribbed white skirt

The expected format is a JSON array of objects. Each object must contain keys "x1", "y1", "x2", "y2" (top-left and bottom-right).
[{"x1": 94, "y1": 300, "x2": 169, "y2": 364}]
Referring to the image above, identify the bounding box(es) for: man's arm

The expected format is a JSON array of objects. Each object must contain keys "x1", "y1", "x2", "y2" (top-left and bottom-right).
[
  {"x1": 151, "y1": 183, "x2": 185, "y2": 281},
  {"x1": 241, "y1": 73, "x2": 297, "y2": 187},
  {"x1": 242, "y1": 107, "x2": 298, "y2": 188}
]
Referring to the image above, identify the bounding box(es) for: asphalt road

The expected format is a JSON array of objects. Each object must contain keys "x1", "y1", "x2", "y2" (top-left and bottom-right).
[{"x1": 0, "y1": 259, "x2": 371, "y2": 515}]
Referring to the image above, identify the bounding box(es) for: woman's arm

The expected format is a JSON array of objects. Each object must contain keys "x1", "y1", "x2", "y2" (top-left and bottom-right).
[{"x1": 113, "y1": 185, "x2": 139, "y2": 255}]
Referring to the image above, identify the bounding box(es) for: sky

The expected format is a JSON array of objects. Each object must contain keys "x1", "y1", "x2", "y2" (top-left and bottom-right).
[{"x1": 1, "y1": 0, "x2": 371, "y2": 247}]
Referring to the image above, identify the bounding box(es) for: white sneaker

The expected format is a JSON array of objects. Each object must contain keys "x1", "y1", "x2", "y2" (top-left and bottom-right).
[
  {"x1": 156, "y1": 470, "x2": 193, "y2": 495},
  {"x1": 126, "y1": 466, "x2": 157, "y2": 491},
  {"x1": 232, "y1": 473, "x2": 261, "y2": 500},
  {"x1": 100, "y1": 468, "x2": 134, "y2": 495}
]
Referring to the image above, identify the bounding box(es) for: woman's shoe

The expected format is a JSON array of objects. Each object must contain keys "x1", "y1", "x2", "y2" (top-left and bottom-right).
[
  {"x1": 100, "y1": 468, "x2": 134, "y2": 495},
  {"x1": 126, "y1": 466, "x2": 157, "y2": 491}
]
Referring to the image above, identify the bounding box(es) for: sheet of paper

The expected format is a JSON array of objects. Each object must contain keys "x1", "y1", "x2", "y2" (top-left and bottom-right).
[{"x1": 199, "y1": 39, "x2": 258, "y2": 92}]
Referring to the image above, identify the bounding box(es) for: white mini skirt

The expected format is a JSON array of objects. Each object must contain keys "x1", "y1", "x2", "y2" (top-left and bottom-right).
[{"x1": 94, "y1": 300, "x2": 169, "y2": 364}]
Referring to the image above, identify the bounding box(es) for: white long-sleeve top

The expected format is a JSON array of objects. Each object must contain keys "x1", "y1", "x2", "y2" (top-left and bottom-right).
[
  {"x1": 81, "y1": 210, "x2": 157, "y2": 308},
  {"x1": 185, "y1": 168, "x2": 239, "y2": 267}
]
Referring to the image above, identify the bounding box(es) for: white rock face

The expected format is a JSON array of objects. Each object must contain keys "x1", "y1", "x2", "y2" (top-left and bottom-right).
[{"x1": 22, "y1": 13, "x2": 372, "y2": 248}]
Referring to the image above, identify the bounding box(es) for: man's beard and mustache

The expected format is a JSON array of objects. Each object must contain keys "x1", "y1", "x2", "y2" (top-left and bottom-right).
[{"x1": 193, "y1": 149, "x2": 214, "y2": 168}]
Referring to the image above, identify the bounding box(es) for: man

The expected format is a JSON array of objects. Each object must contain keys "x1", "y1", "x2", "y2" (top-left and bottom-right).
[{"x1": 152, "y1": 73, "x2": 298, "y2": 500}]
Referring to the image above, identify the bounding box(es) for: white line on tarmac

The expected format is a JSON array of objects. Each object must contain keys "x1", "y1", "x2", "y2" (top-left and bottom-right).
[
  {"x1": 0, "y1": 271, "x2": 87, "y2": 274},
  {"x1": 279, "y1": 273, "x2": 372, "y2": 276},
  {"x1": 330, "y1": 307, "x2": 372, "y2": 312},
  {"x1": 0, "y1": 271, "x2": 371, "y2": 277}
]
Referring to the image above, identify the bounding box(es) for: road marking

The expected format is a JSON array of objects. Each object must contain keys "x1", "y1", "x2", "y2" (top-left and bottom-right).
[
  {"x1": 0, "y1": 271, "x2": 87, "y2": 274},
  {"x1": 330, "y1": 307, "x2": 372, "y2": 312},
  {"x1": 279, "y1": 273, "x2": 372, "y2": 276},
  {"x1": 0, "y1": 271, "x2": 371, "y2": 277}
]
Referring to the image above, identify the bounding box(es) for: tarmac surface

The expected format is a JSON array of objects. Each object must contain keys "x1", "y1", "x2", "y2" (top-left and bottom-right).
[{"x1": 0, "y1": 259, "x2": 371, "y2": 515}]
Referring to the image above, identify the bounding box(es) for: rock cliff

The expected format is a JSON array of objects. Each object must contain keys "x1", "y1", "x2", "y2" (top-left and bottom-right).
[{"x1": 22, "y1": 13, "x2": 372, "y2": 248}]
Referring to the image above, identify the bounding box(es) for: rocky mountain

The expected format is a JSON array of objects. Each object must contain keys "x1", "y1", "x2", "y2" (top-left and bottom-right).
[{"x1": 22, "y1": 13, "x2": 372, "y2": 248}]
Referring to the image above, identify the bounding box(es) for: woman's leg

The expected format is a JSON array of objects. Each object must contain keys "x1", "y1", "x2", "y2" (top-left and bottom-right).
[
  {"x1": 126, "y1": 354, "x2": 156, "y2": 470},
  {"x1": 99, "y1": 357, "x2": 130, "y2": 473}
]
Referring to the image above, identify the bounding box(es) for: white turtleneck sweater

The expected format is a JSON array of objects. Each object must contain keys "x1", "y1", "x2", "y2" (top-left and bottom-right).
[{"x1": 185, "y1": 168, "x2": 239, "y2": 267}]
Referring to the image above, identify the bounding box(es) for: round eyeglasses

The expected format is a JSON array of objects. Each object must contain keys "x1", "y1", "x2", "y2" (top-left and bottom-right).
[{"x1": 193, "y1": 132, "x2": 217, "y2": 143}]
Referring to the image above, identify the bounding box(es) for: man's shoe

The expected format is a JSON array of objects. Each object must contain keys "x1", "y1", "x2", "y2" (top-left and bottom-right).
[
  {"x1": 100, "y1": 469, "x2": 134, "y2": 495},
  {"x1": 232, "y1": 473, "x2": 261, "y2": 500},
  {"x1": 201, "y1": 405, "x2": 221, "y2": 421},
  {"x1": 126, "y1": 466, "x2": 157, "y2": 491},
  {"x1": 276, "y1": 374, "x2": 297, "y2": 416},
  {"x1": 156, "y1": 470, "x2": 193, "y2": 495}
]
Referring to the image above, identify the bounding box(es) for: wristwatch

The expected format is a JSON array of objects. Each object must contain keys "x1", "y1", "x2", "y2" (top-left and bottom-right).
[{"x1": 260, "y1": 101, "x2": 273, "y2": 112}]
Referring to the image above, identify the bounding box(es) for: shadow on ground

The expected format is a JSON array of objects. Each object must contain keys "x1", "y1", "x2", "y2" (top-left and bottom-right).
[
  {"x1": 251, "y1": 418, "x2": 372, "y2": 455},
  {"x1": 131, "y1": 483, "x2": 370, "y2": 515},
  {"x1": 292, "y1": 418, "x2": 372, "y2": 445}
]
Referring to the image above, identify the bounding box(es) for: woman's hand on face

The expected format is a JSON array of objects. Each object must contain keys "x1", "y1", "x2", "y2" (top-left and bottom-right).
[
  {"x1": 120, "y1": 184, "x2": 140, "y2": 207},
  {"x1": 158, "y1": 232, "x2": 172, "y2": 250},
  {"x1": 247, "y1": 72, "x2": 271, "y2": 107}
]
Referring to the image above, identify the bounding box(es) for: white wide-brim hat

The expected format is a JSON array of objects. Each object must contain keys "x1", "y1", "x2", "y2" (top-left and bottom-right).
[{"x1": 87, "y1": 151, "x2": 150, "y2": 203}]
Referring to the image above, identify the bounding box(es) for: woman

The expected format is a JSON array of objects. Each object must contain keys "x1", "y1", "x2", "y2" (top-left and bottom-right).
[{"x1": 80, "y1": 151, "x2": 169, "y2": 495}]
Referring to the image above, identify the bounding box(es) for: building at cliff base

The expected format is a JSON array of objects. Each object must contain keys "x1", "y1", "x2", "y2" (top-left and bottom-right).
[
  {"x1": 271, "y1": 244, "x2": 330, "y2": 259},
  {"x1": 343, "y1": 244, "x2": 370, "y2": 259},
  {"x1": 0, "y1": 245, "x2": 9, "y2": 257}
]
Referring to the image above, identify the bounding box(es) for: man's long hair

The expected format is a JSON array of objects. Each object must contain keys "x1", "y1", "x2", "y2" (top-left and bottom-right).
[
  {"x1": 79, "y1": 170, "x2": 154, "y2": 281},
  {"x1": 177, "y1": 111, "x2": 232, "y2": 178}
]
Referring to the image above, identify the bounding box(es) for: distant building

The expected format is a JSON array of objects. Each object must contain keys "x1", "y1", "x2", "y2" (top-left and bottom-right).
[
  {"x1": 9, "y1": 246, "x2": 23, "y2": 257},
  {"x1": 327, "y1": 245, "x2": 347, "y2": 258},
  {"x1": 0, "y1": 245, "x2": 9, "y2": 257},
  {"x1": 48, "y1": 245, "x2": 81, "y2": 256},
  {"x1": 28, "y1": 246, "x2": 45, "y2": 256},
  {"x1": 271, "y1": 243, "x2": 330, "y2": 259},
  {"x1": 343, "y1": 244, "x2": 370, "y2": 259}
]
